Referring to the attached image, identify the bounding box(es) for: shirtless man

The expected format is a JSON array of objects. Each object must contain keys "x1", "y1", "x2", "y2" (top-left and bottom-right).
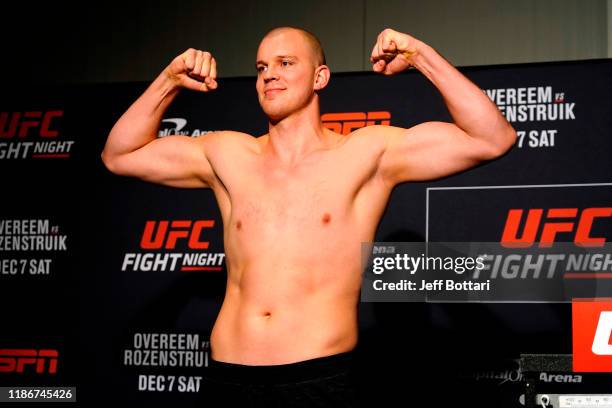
[{"x1": 101, "y1": 26, "x2": 516, "y2": 406}]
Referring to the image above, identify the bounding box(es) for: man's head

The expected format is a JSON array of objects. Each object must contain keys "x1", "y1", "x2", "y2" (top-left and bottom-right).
[{"x1": 255, "y1": 26, "x2": 330, "y2": 122}]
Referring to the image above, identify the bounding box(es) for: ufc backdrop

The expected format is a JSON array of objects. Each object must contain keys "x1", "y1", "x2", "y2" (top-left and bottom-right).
[{"x1": 1, "y1": 58, "x2": 611, "y2": 406}]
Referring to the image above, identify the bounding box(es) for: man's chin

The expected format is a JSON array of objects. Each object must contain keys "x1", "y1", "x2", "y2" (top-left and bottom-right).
[{"x1": 261, "y1": 106, "x2": 289, "y2": 123}]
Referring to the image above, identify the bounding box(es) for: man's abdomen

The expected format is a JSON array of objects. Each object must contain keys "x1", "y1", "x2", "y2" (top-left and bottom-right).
[{"x1": 209, "y1": 270, "x2": 360, "y2": 365}]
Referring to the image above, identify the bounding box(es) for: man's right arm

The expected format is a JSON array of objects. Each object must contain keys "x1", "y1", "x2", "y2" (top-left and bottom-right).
[{"x1": 101, "y1": 49, "x2": 219, "y2": 188}]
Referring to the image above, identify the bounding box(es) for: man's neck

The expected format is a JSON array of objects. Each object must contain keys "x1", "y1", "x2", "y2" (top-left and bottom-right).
[{"x1": 265, "y1": 103, "x2": 333, "y2": 164}]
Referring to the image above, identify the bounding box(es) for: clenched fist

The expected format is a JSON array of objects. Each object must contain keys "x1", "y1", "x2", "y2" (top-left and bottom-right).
[
  {"x1": 370, "y1": 28, "x2": 421, "y2": 75},
  {"x1": 165, "y1": 48, "x2": 218, "y2": 92}
]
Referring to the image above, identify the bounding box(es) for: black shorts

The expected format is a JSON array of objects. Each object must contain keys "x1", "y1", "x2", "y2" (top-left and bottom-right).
[{"x1": 199, "y1": 351, "x2": 361, "y2": 407}]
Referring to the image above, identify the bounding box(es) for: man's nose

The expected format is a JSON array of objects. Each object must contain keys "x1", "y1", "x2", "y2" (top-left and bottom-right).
[{"x1": 263, "y1": 67, "x2": 278, "y2": 82}]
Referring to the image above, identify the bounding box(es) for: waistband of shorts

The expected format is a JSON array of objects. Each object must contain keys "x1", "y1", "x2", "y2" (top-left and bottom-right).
[{"x1": 206, "y1": 350, "x2": 356, "y2": 385}]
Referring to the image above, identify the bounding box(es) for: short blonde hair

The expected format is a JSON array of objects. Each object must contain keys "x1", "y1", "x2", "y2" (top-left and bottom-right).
[{"x1": 262, "y1": 26, "x2": 326, "y2": 66}]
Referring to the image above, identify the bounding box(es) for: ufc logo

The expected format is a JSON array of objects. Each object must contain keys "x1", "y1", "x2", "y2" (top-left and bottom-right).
[
  {"x1": 501, "y1": 207, "x2": 612, "y2": 248},
  {"x1": 573, "y1": 301, "x2": 612, "y2": 372},
  {"x1": 140, "y1": 220, "x2": 215, "y2": 249},
  {"x1": 321, "y1": 111, "x2": 391, "y2": 135},
  {"x1": 0, "y1": 349, "x2": 58, "y2": 374},
  {"x1": 0, "y1": 111, "x2": 63, "y2": 138}
]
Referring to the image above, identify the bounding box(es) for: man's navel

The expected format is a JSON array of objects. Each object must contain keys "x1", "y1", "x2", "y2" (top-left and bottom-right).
[
  {"x1": 322, "y1": 213, "x2": 331, "y2": 225},
  {"x1": 236, "y1": 220, "x2": 242, "y2": 230}
]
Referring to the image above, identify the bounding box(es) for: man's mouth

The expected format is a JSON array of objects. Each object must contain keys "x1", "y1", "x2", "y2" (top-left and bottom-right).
[{"x1": 264, "y1": 88, "x2": 285, "y2": 96}]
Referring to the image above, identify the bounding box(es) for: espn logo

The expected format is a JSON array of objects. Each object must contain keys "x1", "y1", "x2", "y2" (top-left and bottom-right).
[
  {"x1": 501, "y1": 207, "x2": 612, "y2": 248},
  {"x1": 0, "y1": 349, "x2": 58, "y2": 374},
  {"x1": 0, "y1": 111, "x2": 63, "y2": 138},
  {"x1": 573, "y1": 300, "x2": 612, "y2": 372},
  {"x1": 321, "y1": 112, "x2": 390, "y2": 135},
  {"x1": 141, "y1": 220, "x2": 215, "y2": 250}
]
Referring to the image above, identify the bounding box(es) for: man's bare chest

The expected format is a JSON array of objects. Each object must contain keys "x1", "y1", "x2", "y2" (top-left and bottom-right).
[
  {"x1": 230, "y1": 162, "x2": 357, "y2": 224},
  {"x1": 208, "y1": 136, "x2": 388, "y2": 227}
]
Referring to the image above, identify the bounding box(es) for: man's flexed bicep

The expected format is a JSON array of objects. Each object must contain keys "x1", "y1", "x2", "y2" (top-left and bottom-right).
[
  {"x1": 102, "y1": 133, "x2": 217, "y2": 188},
  {"x1": 377, "y1": 122, "x2": 511, "y2": 186},
  {"x1": 368, "y1": 28, "x2": 517, "y2": 186},
  {"x1": 101, "y1": 47, "x2": 220, "y2": 188}
]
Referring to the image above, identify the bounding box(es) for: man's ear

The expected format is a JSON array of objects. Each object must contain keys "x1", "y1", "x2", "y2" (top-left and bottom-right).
[{"x1": 314, "y1": 65, "x2": 330, "y2": 91}]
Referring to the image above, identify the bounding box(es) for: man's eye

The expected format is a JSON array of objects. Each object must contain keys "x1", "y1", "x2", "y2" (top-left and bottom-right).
[
  {"x1": 257, "y1": 66, "x2": 266, "y2": 73},
  {"x1": 282, "y1": 60, "x2": 291, "y2": 66}
]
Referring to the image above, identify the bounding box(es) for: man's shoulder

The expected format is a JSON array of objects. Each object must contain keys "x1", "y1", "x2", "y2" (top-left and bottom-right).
[
  {"x1": 198, "y1": 130, "x2": 256, "y2": 145},
  {"x1": 348, "y1": 124, "x2": 405, "y2": 139},
  {"x1": 197, "y1": 130, "x2": 258, "y2": 149},
  {"x1": 345, "y1": 125, "x2": 405, "y2": 151},
  {"x1": 199, "y1": 130, "x2": 256, "y2": 141}
]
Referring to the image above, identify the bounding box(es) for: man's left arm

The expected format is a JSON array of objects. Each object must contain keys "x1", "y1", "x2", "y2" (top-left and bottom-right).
[{"x1": 369, "y1": 29, "x2": 517, "y2": 186}]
